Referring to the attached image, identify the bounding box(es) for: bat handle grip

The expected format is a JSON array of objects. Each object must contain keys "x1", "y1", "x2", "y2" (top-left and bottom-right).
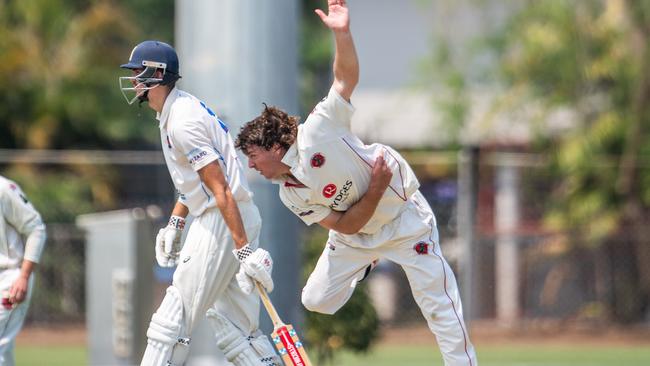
[{"x1": 255, "y1": 282, "x2": 285, "y2": 329}]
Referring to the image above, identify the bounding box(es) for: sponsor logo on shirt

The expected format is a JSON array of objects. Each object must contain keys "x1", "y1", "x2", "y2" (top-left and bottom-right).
[
  {"x1": 322, "y1": 183, "x2": 337, "y2": 198},
  {"x1": 329, "y1": 180, "x2": 353, "y2": 209},
  {"x1": 414, "y1": 241, "x2": 430, "y2": 255},
  {"x1": 9, "y1": 184, "x2": 29, "y2": 204},
  {"x1": 310, "y1": 153, "x2": 326, "y2": 168},
  {"x1": 188, "y1": 150, "x2": 208, "y2": 165}
]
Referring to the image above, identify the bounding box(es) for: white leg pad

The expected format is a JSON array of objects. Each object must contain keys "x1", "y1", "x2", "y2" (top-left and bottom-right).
[
  {"x1": 249, "y1": 332, "x2": 282, "y2": 366},
  {"x1": 141, "y1": 286, "x2": 188, "y2": 366},
  {"x1": 206, "y1": 309, "x2": 263, "y2": 366}
]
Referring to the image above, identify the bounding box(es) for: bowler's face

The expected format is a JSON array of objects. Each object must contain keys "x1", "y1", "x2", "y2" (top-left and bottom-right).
[{"x1": 246, "y1": 145, "x2": 285, "y2": 180}]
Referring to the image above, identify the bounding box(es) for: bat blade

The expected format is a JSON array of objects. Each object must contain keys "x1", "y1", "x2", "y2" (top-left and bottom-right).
[{"x1": 271, "y1": 324, "x2": 312, "y2": 366}]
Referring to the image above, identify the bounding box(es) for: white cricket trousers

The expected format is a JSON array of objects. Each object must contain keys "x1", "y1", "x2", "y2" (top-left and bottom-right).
[
  {"x1": 0, "y1": 268, "x2": 33, "y2": 366},
  {"x1": 302, "y1": 191, "x2": 478, "y2": 366},
  {"x1": 172, "y1": 200, "x2": 262, "y2": 338}
]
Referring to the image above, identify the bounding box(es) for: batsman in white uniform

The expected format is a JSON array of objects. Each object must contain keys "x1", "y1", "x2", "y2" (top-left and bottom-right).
[
  {"x1": 120, "y1": 41, "x2": 280, "y2": 366},
  {"x1": 0, "y1": 175, "x2": 46, "y2": 366},
  {"x1": 236, "y1": 2, "x2": 478, "y2": 365}
]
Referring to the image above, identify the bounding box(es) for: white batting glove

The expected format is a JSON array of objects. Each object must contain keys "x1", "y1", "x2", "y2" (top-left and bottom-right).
[
  {"x1": 233, "y1": 244, "x2": 274, "y2": 294},
  {"x1": 235, "y1": 270, "x2": 254, "y2": 295},
  {"x1": 155, "y1": 215, "x2": 185, "y2": 267}
]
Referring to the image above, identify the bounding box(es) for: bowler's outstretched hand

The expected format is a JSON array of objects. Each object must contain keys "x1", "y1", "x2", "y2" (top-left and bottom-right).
[{"x1": 315, "y1": 0, "x2": 350, "y2": 32}]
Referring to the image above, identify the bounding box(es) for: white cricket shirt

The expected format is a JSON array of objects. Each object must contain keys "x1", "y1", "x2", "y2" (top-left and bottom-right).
[
  {"x1": 278, "y1": 87, "x2": 420, "y2": 245},
  {"x1": 157, "y1": 88, "x2": 253, "y2": 216},
  {"x1": 0, "y1": 176, "x2": 46, "y2": 267}
]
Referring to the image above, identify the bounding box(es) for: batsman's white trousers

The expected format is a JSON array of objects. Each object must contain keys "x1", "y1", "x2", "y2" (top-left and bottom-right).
[
  {"x1": 0, "y1": 268, "x2": 33, "y2": 366},
  {"x1": 302, "y1": 191, "x2": 478, "y2": 366},
  {"x1": 170, "y1": 200, "x2": 262, "y2": 338}
]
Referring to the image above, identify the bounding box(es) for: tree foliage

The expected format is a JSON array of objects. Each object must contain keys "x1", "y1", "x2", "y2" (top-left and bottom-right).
[
  {"x1": 476, "y1": 0, "x2": 650, "y2": 321},
  {"x1": 299, "y1": 0, "x2": 333, "y2": 114},
  {"x1": 0, "y1": 0, "x2": 174, "y2": 220},
  {"x1": 486, "y1": 0, "x2": 649, "y2": 239}
]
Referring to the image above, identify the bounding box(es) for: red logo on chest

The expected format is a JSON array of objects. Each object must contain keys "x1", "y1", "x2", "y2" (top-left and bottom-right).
[
  {"x1": 310, "y1": 153, "x2": 326, "y2": 168},
  {"x1": 322, "y1": 183, "x2": 337, "y2": 198}
]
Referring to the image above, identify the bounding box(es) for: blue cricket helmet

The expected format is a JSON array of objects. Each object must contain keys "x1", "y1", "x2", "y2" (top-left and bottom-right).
[
  {"x1": 121, "y1": 40, "x2": 180, "y2": 77},
  {"x1": 119, "y1": 40, "x2": 181, "y2": 104}
]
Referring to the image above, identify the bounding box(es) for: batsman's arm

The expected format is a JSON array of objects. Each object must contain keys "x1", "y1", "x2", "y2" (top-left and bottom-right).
[
  {"x1": 318, "y1": 156, "x2": 392, "y2": 234},
  {"x1": 198, "y1": 161, "x2": 249, "y2": 249},
  {"x1": 316, "y1": 0, "x2": 359, "y2": 102},
  {"x1": 170, "y1": 199, "x2": 189, "y2": 218}
]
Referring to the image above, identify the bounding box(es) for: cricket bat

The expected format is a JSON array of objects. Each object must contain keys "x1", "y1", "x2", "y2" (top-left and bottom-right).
[{"x1": 255, "y1": 282, "x2": 313, "y2": 366}]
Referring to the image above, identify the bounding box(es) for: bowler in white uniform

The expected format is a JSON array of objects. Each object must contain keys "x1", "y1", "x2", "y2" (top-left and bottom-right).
[
  {"x1": 236, "y1": 1, "x2": 478, "y2": 365},
  {"x1": 120, "y1": 40, "x2": 280, "y2": 366},
  {"x1": 0, "y1": 175, "x2": 46, "y2": 366}
]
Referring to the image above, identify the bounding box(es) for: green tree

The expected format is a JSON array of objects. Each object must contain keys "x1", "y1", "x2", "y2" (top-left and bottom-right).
[
  {"x1": 0, "y1": 0, "x2": 173, "y2": 322},
  {"x1": 0, "y1": 0, "x2": 174, "y2": 219},
  {"x1": 299, "y1": 0, "x2": 333, "y2": 114},
  {"x1": 442, "y1": 0, "x2": 650, "y2": 321}
]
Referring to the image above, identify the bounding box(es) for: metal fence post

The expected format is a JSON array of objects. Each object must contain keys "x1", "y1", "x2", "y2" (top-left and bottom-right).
[{"x1": 457, "y1": 146, "x2": 479, "y2": 322}]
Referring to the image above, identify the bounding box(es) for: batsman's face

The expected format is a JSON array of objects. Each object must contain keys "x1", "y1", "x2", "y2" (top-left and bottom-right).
[{"x1": 246, "y1": 145, "x2": 285, "y2": 180}]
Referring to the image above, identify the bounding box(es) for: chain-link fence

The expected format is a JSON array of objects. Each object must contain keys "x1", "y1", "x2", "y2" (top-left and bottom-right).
[
  {"x1": 364, "y1": 150, "x2": 650, "y2": 329},
  {"x1": 2, "y1": 149, "x2": 648, "y2": 330},
  {"x1": 0, "y1": 151, "x2": 174, "y2": 326}
]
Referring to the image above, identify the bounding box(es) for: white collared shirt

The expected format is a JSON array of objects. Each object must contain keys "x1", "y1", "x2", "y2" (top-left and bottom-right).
[
  {"x1": 157, "y1": 88, "x2": 253, "y2": 216},
  {"x1": 278, "y1": 87, "x2": 420, "y2": 240}
]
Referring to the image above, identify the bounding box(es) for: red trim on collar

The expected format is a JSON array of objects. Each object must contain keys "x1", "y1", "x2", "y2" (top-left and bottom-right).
[{"x1": 284, "y1": 181, "x2": 307, "y2": 188}]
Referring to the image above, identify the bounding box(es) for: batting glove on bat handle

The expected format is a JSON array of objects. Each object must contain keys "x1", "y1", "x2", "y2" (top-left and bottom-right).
[
  {"x1": 155, "y1": 215, "x2": 185, "y2": 268},
  {"x1": 233, "y1": 244, "x2": 274, "y2": 293},
  {"x1": 235, "y1": 270, "x2": 254, "y2": 295}
]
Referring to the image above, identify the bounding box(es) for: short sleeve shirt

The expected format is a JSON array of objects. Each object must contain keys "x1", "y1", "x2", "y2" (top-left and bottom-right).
[
  {"x1": 157, "y1": 88, "x2": 253, "y2": 216},
  {"x1": 277, "y1": 87, "x2": 421, "y2": 240}
]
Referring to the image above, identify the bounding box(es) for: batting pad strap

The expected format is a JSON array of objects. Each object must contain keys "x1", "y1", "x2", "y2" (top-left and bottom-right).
[
  {"x1": 168, "y1": 337, "x2": 191, "y2": 366},
  {"x1": 249, "y1": 333, "x2": 281, "y2": 366},
  {"x1": 206, "y1": 310, "x2": 261, "y2": 366}
]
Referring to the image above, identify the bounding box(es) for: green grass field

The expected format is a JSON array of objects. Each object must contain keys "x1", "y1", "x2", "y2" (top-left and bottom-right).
[
  {"x1": 15, "y1": 344, "x2": 650, "y2": 366},
  {"x1": 339, "y1": 344, "x2": 650, "y2": 366}
]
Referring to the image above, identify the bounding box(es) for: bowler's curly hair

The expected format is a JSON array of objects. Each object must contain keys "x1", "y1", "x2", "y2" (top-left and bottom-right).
[{"x1": 235, "y1": 104, "x2": 299, "y2": 155}]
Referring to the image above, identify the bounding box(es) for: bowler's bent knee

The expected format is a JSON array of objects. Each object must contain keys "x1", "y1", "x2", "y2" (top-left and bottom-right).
[{"x1": 301, "y1": 285, "x2": 340, "y2": 315}]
